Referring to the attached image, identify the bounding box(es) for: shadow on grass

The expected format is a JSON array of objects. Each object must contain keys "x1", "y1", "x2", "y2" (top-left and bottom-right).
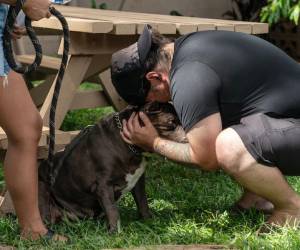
[{"x1": 2, "y1": 103, "x2": 300, "y2": 249}]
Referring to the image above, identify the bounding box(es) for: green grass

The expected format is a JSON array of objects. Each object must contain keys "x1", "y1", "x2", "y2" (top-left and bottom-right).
[
  {"x1": 2, "y1": 159, "x2": 300, "y2": 249},
  {"x1": 0, "y1": 155, "x2": 300, "y2": 249},
  {"x1": 1, "y1": 92, "x2": 300, "y2": 249}
]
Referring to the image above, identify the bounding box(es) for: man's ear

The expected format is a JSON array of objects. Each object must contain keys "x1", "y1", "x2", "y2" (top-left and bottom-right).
[{"x1": 145, "y1": 71, "x2": 161, "y2": 82}]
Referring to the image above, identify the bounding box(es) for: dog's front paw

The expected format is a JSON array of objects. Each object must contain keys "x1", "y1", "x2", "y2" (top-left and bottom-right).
[
  {"x1": 139, "y1": 210, "x2": 153, "y2": 220},
  {"x1": 108, "y1": 219, "x2": 121, "y2": 234}
]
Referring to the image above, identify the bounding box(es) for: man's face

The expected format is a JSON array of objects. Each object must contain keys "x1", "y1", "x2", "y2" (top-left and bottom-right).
[{"x1": 145, "y1": 71, "x2": 171, "y2": 103}]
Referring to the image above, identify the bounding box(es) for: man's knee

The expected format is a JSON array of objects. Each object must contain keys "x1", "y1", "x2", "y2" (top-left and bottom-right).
[
  {"x1": 8, "y1": 112, "x2": 43, "y2": 145},
  {"x1": 216, "y1": 128, "x2": 256, "y2": 176}
]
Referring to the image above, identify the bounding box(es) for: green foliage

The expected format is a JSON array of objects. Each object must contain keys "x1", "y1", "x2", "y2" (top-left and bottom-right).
[
  {"x1": 60, "y1": 107, "x2": 114, "y2": 131},
  {"x1": 90, "y1": 0, "x2": 108, "y2": 9},
  {"x1": 90, "y1": 0, "x2": 97, "y2": 9},
  {"x1": 99, "y1": 3, "x2": 107, "y2": 9},
  {"x1": 60, "y1": 82, "x2": 114, "y2": 131},
  {"x1": 261, "y1": 0, "x2": 300, "y2": 25}
]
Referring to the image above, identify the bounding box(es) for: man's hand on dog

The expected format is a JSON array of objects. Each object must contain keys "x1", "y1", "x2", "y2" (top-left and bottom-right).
[{"x1": 121, "y1": 112, "x2": 159, "y2": 152}]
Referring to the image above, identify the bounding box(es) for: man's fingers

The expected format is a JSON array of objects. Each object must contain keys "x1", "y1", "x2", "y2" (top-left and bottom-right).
[
  {"x1": 138, "y1": 112, "x2": 152, "y2": 127},
  {"x1": 122, "y1": 119, "x2": 132, "y2": 139},
  {"x1": 132, "y1": 114, "x2": 142, "y2": 129},
  {"x1": 127, "y1": 112, "x2": 135, "y2": 132},
  {"x1": 120, "y1": 131, "x2": 133, "y2": 145}
]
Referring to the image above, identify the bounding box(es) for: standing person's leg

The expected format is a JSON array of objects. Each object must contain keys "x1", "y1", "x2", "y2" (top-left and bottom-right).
[
  {"x1": 0, "y1": 71, "x2": 66, "y2": 240},
  {"x1": 0, "y1": 71, "x2": 46, "y2": 239},
  {"x1": 216, "y1": 127, "x2": 300, "y2": 228}
]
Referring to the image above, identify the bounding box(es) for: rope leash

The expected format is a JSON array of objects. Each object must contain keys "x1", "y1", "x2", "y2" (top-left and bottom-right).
[{"x1": 3, "y1": 0, "x2": 70, "y2": 187}]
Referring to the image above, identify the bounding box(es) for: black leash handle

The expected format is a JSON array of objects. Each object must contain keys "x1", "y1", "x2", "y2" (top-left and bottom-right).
[
  {"x1": 3, "y1": 0, "x2": 42, "y2": 74},
  {"x1": 3, "y1": 0, "x2": 70, "y2": 186}
]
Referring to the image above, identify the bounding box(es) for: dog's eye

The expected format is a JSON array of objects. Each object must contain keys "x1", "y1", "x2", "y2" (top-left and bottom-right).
[
  {"x1": 145, "y1": 102, "x2": 162, "y2": 113},
  {"x1": 146, "y1": 110, "x2": 160, "y2": 115}
]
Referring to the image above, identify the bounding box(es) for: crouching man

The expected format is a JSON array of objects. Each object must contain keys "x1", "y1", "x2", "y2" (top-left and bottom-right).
[{"x1": 110, "y1": 25, "x2": 300, "y2": 232}]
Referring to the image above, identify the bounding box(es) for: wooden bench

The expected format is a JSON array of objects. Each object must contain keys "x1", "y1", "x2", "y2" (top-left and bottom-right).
[
  {"x1": 0, "y1": 126, "x2": 79, "y2": 160},
  {"x1": 17, "y1": 54, "x2": 61, "y2": 71}
]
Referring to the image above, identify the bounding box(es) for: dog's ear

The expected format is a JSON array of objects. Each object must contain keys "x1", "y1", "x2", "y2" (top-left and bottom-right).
[
  {"x1": 161, "y1": 102, "x2": 177, "y2": 115},
  {"x1": 127, "y1": 105, "x2": 139, "y2": 112}
]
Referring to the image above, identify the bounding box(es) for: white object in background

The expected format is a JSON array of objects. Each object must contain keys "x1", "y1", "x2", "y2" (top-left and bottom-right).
[
  {"x1": 51, "y1": 0, "x2": 73, "y2": 4},
  {"x1": 15, "y1": 10, "x2": 25, "y2": 27}
]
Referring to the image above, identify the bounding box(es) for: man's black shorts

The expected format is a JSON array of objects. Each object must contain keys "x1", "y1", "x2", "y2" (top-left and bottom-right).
[{"x1": 231, "y1": 113, "x2": 300, "y2": 176}]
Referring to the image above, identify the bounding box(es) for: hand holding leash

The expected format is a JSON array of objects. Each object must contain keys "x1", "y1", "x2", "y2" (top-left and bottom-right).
[{"x1": 23, "y1": 0, "x2": 51, "y2": 21}]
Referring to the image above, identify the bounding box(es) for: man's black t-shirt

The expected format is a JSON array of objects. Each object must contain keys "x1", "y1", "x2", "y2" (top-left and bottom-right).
[{"x1": 170, "y1": 31, "x2": 300, "y2": 131}]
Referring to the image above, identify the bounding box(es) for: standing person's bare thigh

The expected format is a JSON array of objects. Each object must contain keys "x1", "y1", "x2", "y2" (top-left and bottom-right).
[{"x1": 0, "y1": 72, "x2": 42, "y2": 140}]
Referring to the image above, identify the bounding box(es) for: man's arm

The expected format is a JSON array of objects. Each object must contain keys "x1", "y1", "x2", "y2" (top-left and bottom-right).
[
  {"x1": 153, "y1": 138, "x2": 192, "y2": 163},
  {"x1": 153, "y1": 113, "x2": 222, "y2": 171},
  {"x1": 121, "y1": 111, "x2": 222, "y2": 171}
]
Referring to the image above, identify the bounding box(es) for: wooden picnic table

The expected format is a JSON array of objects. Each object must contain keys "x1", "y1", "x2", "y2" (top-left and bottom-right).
[
  {"x1": 30, "y1": 5, "x2": 268, "y2": 129},
  {"x1": 1, "y1": 5, "x2": 267, "y2": 159}
]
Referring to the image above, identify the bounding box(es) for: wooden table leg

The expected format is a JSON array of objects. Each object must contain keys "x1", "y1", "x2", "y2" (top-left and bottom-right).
[
  {"x1": 0, "y1": 191, "x2": 15, "y2": 216},
  {"x1": 40, "y1": 55, "x2": 94, "y2": 128},
  {"x1": 82, "y1": 54, "x2": 127, "y2": 111},
  {"x1": 30, "y1": 74, "x2": 56, "y2": 108},
  {"x1": 99, "y1": 69, "x2": 127, "y2": 111}
]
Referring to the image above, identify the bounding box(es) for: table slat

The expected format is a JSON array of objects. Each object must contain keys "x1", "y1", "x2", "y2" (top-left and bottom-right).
[{"x1": 52, "y1": 5, "x2": 268, "y2": 34}]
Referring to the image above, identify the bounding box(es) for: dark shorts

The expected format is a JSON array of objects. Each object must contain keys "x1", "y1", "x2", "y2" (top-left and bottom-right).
[{"x1": 231, "y1": 113, "x2": 300, "y2": 176}]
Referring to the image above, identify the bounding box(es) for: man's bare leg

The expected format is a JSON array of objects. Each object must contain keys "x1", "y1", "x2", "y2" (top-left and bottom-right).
[
  {"x1": 0, "y1": 72, "x2": 66, "y2": 240},
  {"x1": 216, "y1": 128, "x2": 300, "y2": 228}
]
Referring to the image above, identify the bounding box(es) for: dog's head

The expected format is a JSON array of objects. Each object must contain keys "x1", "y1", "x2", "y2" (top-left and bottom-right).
[{"x1": 140, "y1": 102, "x2": 187, "y2": 143}]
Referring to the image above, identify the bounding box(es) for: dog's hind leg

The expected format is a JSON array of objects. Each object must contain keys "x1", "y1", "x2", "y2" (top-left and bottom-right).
[
  {"x1": 131, "y1": 173, "x2": 152, "y2": 220},
  {"x1": 95, "y1": 184, "x2": 120, "y2": 233}
]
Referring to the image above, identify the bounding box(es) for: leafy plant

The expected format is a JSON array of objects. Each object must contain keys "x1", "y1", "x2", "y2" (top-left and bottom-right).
[
  {"x1": 261, "y1": 0, "x2": 300, "y2": 25},
  {"x1": 90, "y1": 0, "x2": 97, "y2": 9},
  {"x1": 90, "y1": 0, "x2": 108, "y2": 9},
  {"x1": 224, "y1": 0, "x2": 267, "y2": 21},
  {"x1": 99, "y1": 3, "x2": 108, "y2": 9}
]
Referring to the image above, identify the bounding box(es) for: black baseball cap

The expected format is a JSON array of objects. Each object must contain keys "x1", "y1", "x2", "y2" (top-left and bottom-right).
[{"x1": 111, "y1": 25, "x2": 152, "y2": 105}]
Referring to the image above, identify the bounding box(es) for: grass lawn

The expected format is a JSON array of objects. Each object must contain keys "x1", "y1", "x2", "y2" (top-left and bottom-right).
[{"x1": 1, "y1": 84, "x2": 300, "y2": 249}]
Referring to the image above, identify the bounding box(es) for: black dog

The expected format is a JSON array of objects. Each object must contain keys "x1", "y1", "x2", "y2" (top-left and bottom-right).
[{"x1": 38, "y1": 102, "x2": 186, "y2": 232}]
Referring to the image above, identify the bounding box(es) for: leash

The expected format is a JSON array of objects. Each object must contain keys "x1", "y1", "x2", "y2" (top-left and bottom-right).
[
  {"x1": 3, "y1": 0, "x2": 70, "y2": 186},
  {"x1": 113, "y1": 112, "x2": 142, "y2": 155}
]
